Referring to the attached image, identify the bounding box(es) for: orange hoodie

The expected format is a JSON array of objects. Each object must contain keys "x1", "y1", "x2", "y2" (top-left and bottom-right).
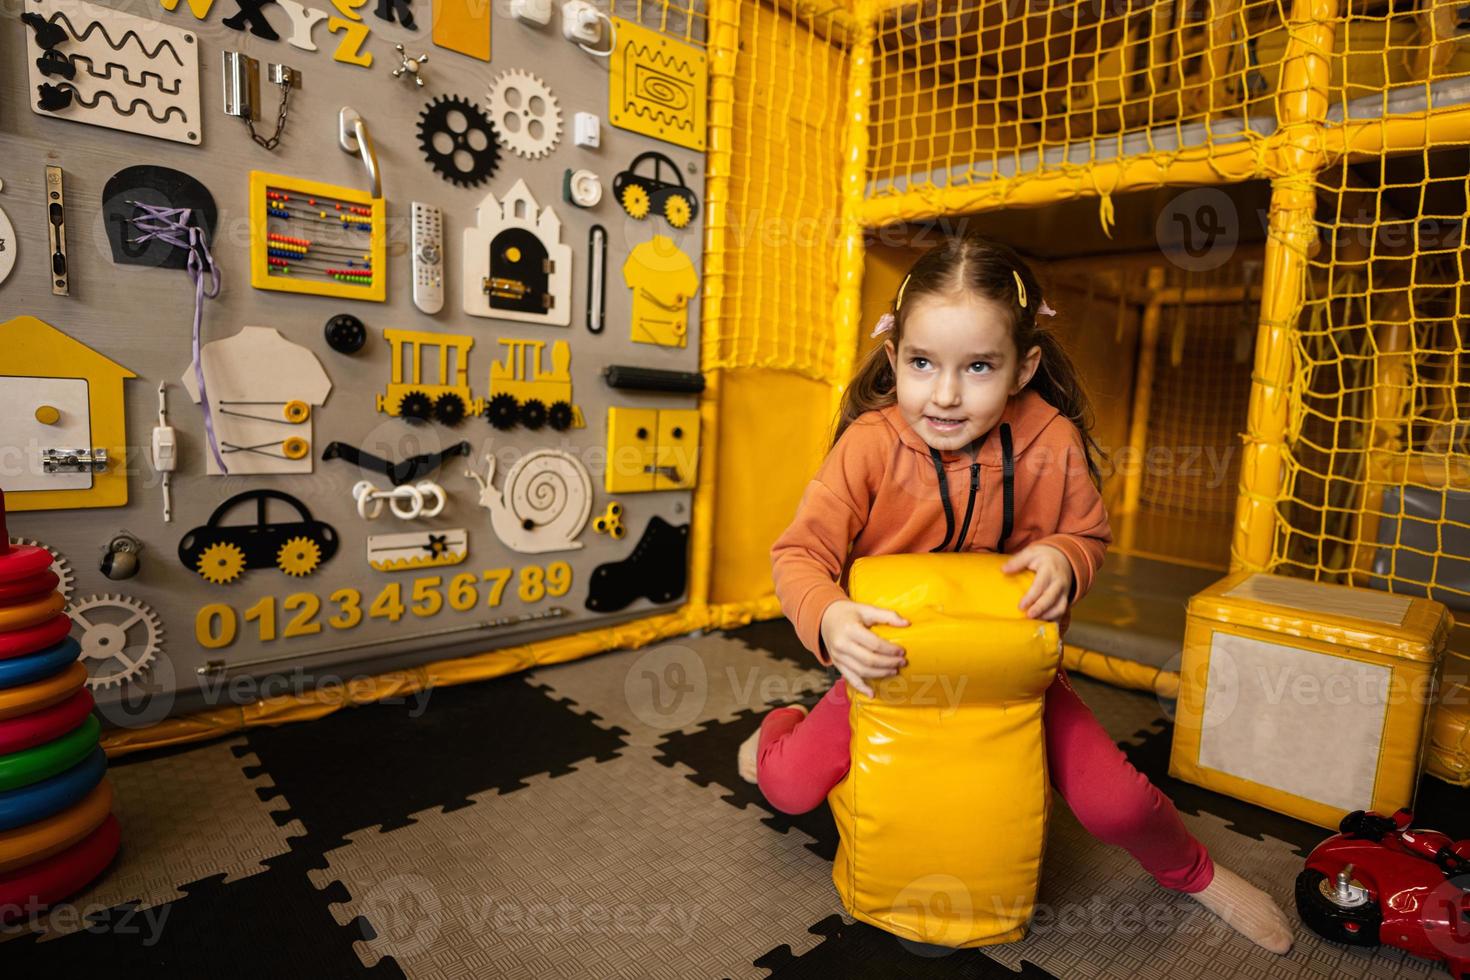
[{"x1": 770, "y1": 389, "x2": 1112, "y2": 665}]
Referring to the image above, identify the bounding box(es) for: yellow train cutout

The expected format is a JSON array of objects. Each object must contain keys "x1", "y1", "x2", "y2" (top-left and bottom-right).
[{"x1": 377, "y1": 330, "x2": 584, "y2": 431}]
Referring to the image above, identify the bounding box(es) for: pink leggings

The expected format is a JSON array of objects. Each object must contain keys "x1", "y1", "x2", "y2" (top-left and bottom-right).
[{"x1": 757, "y1": 667, "x2": 1214, "y2": 894}]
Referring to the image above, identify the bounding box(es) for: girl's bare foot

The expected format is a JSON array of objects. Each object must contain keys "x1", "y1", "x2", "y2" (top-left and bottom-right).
[
  {"x1": 1188, "y1": 863, "x2": 1294, "y2": 954},
  {"x1": 737, "y1": 704, "x2": 808, "y2": 784}
]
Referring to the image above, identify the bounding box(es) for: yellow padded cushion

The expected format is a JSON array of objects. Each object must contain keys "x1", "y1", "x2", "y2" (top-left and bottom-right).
[{"x1": 829, "y1": 553, "x2": 1060, "y2": 948}]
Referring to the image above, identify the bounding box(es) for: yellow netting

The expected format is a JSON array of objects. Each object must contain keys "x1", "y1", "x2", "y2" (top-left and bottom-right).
[
  {"x1": 866, "y1": 0, "x2": 1289, "y2": 219},
  {"x1": 701, "y1": 1, "x2": 852, "y2": 383}
]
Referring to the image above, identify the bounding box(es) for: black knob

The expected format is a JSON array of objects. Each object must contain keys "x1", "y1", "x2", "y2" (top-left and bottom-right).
[{"x1": 325, "y1": 314, "x2": 367, "y2": 354}]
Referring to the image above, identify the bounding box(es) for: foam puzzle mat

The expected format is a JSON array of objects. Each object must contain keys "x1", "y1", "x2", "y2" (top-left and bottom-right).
[{"x1": 3, "y1": 621, "x2": 1467, "y2": 978}]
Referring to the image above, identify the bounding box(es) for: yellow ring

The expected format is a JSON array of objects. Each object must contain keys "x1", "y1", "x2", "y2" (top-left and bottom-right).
[
  {"x1": 282, "y1": 437, "x2": 310, "y2": 460},
  {"x1": 0, "y1": 662, "x2": 87, "y2": 722},
  {"x1": 0, "y1": 592, "x2": 65, "y2": 633},
  {"x1": 283, "y1": 400, "x2": 310, "y2": 423},
  {"x1": 0, "y1": 779, "x2": 113, "y2": 874}
]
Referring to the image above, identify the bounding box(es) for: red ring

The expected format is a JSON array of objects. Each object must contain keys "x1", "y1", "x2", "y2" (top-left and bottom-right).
[
  {"x1": 0, "y1": 546, "x2": 56, "y2": 585},
  {"x1": 0, "y1": 813, "x2": 120, "y2": 922},
  {"x1": 0, "y1": 689, "x2": 95, "y2": 756},
  {"x1": 0, "y1": 572, "x2": 59, "y2": 605},
  {"x1": 0, "y1": 616, "x2": 72, "y2": 662}
]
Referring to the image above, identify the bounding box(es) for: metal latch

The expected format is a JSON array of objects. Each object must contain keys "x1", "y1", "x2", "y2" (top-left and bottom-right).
[{"x1": 42, "y1": 448, "x2": 107, "y2": 473}]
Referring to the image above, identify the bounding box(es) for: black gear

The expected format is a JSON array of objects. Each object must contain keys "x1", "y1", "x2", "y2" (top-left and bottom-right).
[
  {"x1": 548, "y1": 401, "x2": 574, "y2": 431},
  {"x1": 519, "y1": 399, "x2": 547, "y2": 430},
  {"x1": 433, "y1": 392, "x2": 467, "y2": 427},
  {"x1": 486, "y1": 393, "x2": 519, "y2": 430},
  {"x1": 398, "y1": 390, "x2": 433, "y2": 423},
  {"x1": 418, "y1": 95, "x2": 501, "y2": 188}
]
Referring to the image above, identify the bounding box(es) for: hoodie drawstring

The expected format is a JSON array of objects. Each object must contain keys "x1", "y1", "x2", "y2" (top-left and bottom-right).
[
  {"x1": 927, "y1": 446, "x2": 959, "y2": 553},
  {"x1": 926, "y1": 423, "x2": 1015, "y2": 554},
  {"x1": 998, "y1": 422, "x2": 1015, "y2": 552}
]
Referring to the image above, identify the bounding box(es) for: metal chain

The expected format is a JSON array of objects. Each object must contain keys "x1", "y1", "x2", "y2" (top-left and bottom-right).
[{"x1": 245, "y1": 78, "x2": 293, "y2": 152}]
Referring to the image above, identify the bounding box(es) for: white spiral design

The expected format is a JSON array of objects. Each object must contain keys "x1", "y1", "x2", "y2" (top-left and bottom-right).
[{"x1": 490, "y1": 449, "x2": 591, "y2": 553}]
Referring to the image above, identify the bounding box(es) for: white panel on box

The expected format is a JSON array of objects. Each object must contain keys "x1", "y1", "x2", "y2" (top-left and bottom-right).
[
  {"x1": 1199, "y1": 632, "x2": 1389, "y2": 812},
  {"x1": 1222, "y1": 572, "x2": 1412, "y2": 625},
  {"x1": 0, "y1": 377, "x2": 93, "y2": 492},
  {"x1": 23, "y1": 0, "x2": 203, "y2": 145}
]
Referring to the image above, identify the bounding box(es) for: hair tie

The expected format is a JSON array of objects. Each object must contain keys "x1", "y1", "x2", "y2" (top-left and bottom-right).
[
  {"x1": 1012, "y1": 270, "x2": 1027, "y2": 308},
  {"x1": 870, "y1": 312, "x2": 895, "y2": 338},
  {"x1": 895, "y1": 273, "x2": 912, "y2": 310},
  {"x1": 1038, "y1": 299, "x2": 1057, "y2": 317}
]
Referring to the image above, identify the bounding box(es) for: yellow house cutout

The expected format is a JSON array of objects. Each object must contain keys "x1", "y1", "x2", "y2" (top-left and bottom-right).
[{"x1": 0, "y1": 315, "x2": 136, "y2": 511}]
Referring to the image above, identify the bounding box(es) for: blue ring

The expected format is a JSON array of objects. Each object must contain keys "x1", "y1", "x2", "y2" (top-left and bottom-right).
[
  {"x1": 0, "y1": 638, "x2": 82, "y2": 691},
  {"x1": 0, "y1": 746, "x2": 107, "y2": 832}
]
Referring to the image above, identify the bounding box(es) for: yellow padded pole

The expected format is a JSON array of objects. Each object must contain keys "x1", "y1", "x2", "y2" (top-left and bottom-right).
[
  {"x1": 830, "y1": 0, "x2": 878, "y2": 432},
  {"x1": 688, "y1": 0, "x2": 744, "y2": 611},
  {"x1": 1231, "y1": 0, "x2": 1337, "y2": 571},
  {"x1": 1119, "y1": 266, "x2": 1166, "y2": 555}
]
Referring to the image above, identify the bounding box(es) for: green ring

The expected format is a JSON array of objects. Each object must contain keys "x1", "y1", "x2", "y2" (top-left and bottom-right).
[{"x1": 0, "y1": 715, "x2": 101, "y2": 793}]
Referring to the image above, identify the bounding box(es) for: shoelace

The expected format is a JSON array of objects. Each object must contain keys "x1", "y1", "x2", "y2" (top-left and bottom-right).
[{"x1": 128, "y1": 203, "x2": 225, "y2": 473}]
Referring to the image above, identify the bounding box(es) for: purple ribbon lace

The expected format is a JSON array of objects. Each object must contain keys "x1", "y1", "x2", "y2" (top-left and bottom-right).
[{"x1": 127, "y1": 204, "x2": 226, "y2": 474}]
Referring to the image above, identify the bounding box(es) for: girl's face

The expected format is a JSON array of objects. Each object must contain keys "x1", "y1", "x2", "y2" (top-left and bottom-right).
[{"x1": 884, "y1": 291, "x2": 1041, "y2": 453}]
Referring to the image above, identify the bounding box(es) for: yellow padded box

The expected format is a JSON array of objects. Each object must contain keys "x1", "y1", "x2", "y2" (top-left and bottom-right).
[
  {"x1": 1170, "y1": 571, "x2": 1453, "y2": 830},
  {"x1": 833, "y1": 553, "x2": 1060, "y2": 948}
]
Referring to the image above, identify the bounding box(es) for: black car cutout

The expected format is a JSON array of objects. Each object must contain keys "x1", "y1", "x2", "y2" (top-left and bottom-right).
[
  {"x1": 613, "y1": 152, "x2": 699, "y2": 229},
  {"x1": 178, "y1": 489, "x2": 338, "y2": 584}
]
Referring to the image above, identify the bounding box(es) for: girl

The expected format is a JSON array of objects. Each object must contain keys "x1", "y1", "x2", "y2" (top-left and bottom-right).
[{"x1": 738, "y1": 235, "x2": 1293, "y2": 955}]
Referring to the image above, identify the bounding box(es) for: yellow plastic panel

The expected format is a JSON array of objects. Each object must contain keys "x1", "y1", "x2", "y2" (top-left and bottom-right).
[
  {"x1": 608, "y1": 16, "x2": 707, "y2": 150},
  {"x1": 708, "y1": 370, "x2": 830, "y2": 605},
  {"x1": 605, "y1": 407, "x2": 656, "y2": 493},
  {"x1": 431, "y1": 0, "x2": 490, "y2": 62},
  {"x1": 653, "y1": 409, "x2": 699, "y2": 490},
  {"x1": 0, "y1": 315, "x2": 135, "y2": 512},
  {"x1": 831, "y1": 553, "x2": 1059, "y2": 948}
]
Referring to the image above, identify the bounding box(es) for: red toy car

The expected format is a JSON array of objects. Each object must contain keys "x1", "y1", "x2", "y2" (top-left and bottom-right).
[{"x1": 1297, "y1": 808, "x2": 1470, "y2": 978}]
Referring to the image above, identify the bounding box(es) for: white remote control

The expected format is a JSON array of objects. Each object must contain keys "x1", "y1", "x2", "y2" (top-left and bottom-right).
[{"x1": 412, "y1": 202, "x2": 444, "y2": 314}]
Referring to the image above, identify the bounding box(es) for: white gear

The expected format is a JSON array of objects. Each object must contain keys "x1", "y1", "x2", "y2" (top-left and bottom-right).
[
  {"x1": 486, "y1": 69, "x2": 563, "y2": 160},
  {"x1": 9, "y1": 537, "x2": 75, "y2": 601},
  {"x1": 66, "y1": 593, "x2": 163, "y2": 690}
]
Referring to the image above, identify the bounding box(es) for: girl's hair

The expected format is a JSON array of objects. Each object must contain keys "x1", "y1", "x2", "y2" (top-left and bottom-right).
[{"x1": 834, "y1": 234, "x2": 1104, "y2": 485}]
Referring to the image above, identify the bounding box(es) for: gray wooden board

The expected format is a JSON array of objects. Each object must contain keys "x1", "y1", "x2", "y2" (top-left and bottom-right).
[{"x1": 0, "y1": 0, "x2": 707, "y2": 720}]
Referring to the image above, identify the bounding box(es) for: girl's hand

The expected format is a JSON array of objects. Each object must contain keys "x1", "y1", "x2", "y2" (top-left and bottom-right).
[
  {"x1": 1002, "y1": 544, "x2": 1074, "y2": 621},
  {"x1": 819, "y1": 600, "x2": 908, "y2": 698}
]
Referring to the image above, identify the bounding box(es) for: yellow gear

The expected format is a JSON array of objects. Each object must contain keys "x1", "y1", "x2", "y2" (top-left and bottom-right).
[
  {"x1": 620, "y1": 184, "x2": 651, "y2": 219},
  {"x1": 282, "y1": 437, "x2": 310, "y2": 460},
  {"x1": 283, "y1": 400, "x2": 310, "y2": 423},
  {"x1": 663, "y1": 195, "x2": 692, "y2": 229},
  {"x1": 276, "y1": 537, "x2": 322, "y2": 577},
  {"x1": 196, "y1": 542, "x2": 246, "y2": 584}
]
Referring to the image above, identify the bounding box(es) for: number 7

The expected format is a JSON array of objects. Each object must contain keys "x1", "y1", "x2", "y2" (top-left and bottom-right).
[{"x1": 482, "y1": 568, "x2": 511, "y2": 607}]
